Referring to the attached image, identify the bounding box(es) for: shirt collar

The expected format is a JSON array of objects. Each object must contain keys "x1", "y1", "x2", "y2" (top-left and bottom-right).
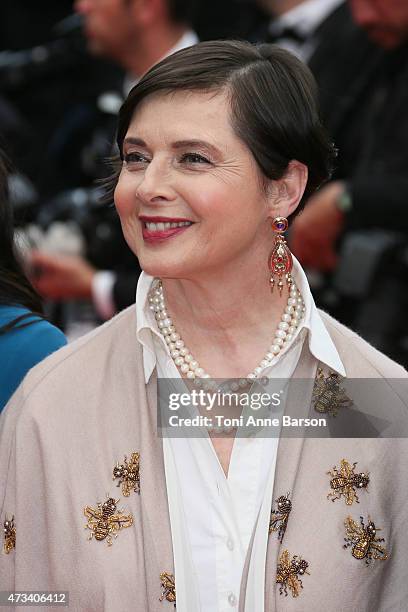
[
  {"x1": 292, "y1": 256, "x2": 346, "y2": 376},
  {"x1": 269, "y1": 0, "x2": 344, "y2": 38},
  {"x1": 135, "y1": 258, "x2": 346, "y2": 384}
]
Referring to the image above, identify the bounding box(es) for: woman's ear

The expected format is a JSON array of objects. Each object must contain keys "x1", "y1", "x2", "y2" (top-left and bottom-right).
[{"x1": 267, "y1": 160, "x2": 308, "y2": 218}]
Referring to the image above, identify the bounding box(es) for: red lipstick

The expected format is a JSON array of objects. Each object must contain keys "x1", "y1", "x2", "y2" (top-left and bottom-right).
[{"x1": 139, "y1": 216, "x2": 194, "y2": 243}]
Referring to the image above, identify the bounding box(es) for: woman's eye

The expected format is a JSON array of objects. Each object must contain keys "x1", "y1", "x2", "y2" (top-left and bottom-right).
[
  {"x1": 123, "y1": 152, "x2": 149, "y2": 164},
  {"x1": 180, "y1": 153, "x2": 211, "y2": 165}
]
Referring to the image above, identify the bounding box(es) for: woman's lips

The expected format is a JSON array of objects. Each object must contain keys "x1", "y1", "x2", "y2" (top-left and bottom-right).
[{"x1": 141, "y1": 224, "x2": 192, "y2": 243}]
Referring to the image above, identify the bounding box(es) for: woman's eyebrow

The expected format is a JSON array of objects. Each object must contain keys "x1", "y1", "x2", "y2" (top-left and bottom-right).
[
  {"x1": 172, "y1": 140, "x2": 220, "y2": 155},
  {"x1": 123, "y1": 137, "x2": 220, "y2": 156}
]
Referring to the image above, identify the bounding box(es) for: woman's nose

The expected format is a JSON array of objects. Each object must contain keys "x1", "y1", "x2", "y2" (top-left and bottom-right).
[{"x1": 135, "y1": 162, "x2": 176, "y2": 204}]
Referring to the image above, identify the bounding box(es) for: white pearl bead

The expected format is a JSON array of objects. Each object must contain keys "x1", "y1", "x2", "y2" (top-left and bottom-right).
[
  {"x1": 180, "y1": 363, "x2": 190, "y2": 373},
  {"x1": 260, "y1": 359, "x2": 269, "y2": 368},
  {"x1": 297, "y1": 296, "x2": 303, "y2": 304},
  {"x1": 170, "y1": 332, "x2": 180, "y2": 342},
  {"x1": 254, "y1": 366, "x2": 263, "y2": 375},
  {"x1": 189, "y1": 360, "x2": 199, "y2": 370},
  {"x1": 282, "y1": 313, "x2": 292, "y2": 323},
  {"x1": 149, "y1": 304, "x2": 156, "y2": 312},
  {"x1": 274, "y1": 338, "x2": 284, "y2": 346},
  {"x1": 271, "y1": 344, "x2": 281, "y2": 354},
  {"x1": 290, "y1": 289, "x2": 298, "y2": 298},
  {"x1": 165, "y1": 336, "x2": 172, "y2": 345},
  {"x1": 161, "y1": 326, "x2": 170, "y2": 335},
  {"x1": 153, "y1": 296, "x2": 160, "y2": 304},
  {"x1": 286, "y1": 333, "x2": 293, "y2": 342},
  {"x1": 175, "y1": 356, "x2": 184, "y2": 366},
  {"x1": 175, "y1": 339, "x2": 185, "y2": 349},
  {"x1": 162, "y1": 318, "x2": 172, "y2": 328},
  {"x1": 179, "y1": 347, "x2": 188, "y2": 356},
  {"x1": 153, "y1": 304, "x2": 161, "y2": 312},
  {"x1": 295, "y1": 304, "x2": 303, "y2": 313},
  {"x1": 170, "y1": 350, "x2": 180, "y2": 358},
  {"x1": 285, "y1": 305, "x2": 294, "y2": 315},
  {"x1": 265, "y1": 352, "x2": 274, "y2": 360},
  {"x1": 278, "y1": 322, "x2": 289, "y2": 331},
  {"x1": 184, "y1": 354, "x2": 193, "y2": 363},
  {"x1": 158, "y1": 320, "x2": 165, "y2": 329},
  {"x1": 168, "y1": 325, "x2": 176, "y2": 333},
  {"x1": 291, "y1": 317, "x2": 299, "y2": 327},
  {"x1": 195, "y1": 367, "x2": 204, "y2": 377},
  {"x1": 288, "y1": 326, "x2": 296, "y2": 335},
  {"x1": 275, "y1": 329, "x2": 287, "y2": 339},
  {"x1": 248, "y1": 373, "x2": 256, "y2": 379},
  {"x1": 186, "y1": 371, "x2": 195, "y2": 379}
]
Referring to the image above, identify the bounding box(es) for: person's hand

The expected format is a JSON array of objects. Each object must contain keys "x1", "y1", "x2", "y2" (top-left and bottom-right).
[
  {"x1": 30, "y1": 251, "x2": 96, "y2": 300},
  {"x1": 290, "y1": 181, "x2": 346, "y2": 271}
]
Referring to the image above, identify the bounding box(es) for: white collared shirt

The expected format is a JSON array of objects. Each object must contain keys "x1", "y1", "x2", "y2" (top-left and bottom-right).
[
  {"x1": 268, "y1": 0, "x2": 345, "y2": 62},
  {"x1": 135, "y1": 259, "x2": 345, "y2": 611}
]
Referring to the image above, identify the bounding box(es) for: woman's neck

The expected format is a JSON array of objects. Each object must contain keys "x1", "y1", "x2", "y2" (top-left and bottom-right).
[{"x1": 160, "y1": 264, "x2": 291, "y2": 378}]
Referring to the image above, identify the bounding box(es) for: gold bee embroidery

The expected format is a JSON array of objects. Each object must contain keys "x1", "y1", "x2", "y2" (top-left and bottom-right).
[
  {"x1": 269, "y1": 492, "x2": 292, "y2": 542},
  {"x1": 3, "y1": 515, "x2": 16, "y2": 554},
  {"x1": 276, "y1": 550, "x2": 310, "y2": 597},
  {"x1": 84, "y1": 495, "x2": 133, "y2": 546},
  {"x1": 327, "y1": 459, "x2": 369, "y2": 505},
  {"x1": 159, "y1": 572, "x2": 176, "y2": 607},
  {"x1": 112, "y1": 452, "x2": 140, "y2": 496},
  {"x1": 343, "y1": 516, "x2": 388, "y2": 564},
  {"x1": 312, "y1": 368, "x2": 352, "y2": 417}
]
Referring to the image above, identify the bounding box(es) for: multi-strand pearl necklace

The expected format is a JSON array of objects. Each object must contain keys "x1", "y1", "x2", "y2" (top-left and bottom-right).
[{"x1": 148, "y1": 279, "x2": 305, "y2": 388}]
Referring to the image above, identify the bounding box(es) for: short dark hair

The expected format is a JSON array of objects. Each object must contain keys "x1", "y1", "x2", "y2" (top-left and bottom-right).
[{"x1": 114, "y1": 40, "x2": 336, "y2": 218}]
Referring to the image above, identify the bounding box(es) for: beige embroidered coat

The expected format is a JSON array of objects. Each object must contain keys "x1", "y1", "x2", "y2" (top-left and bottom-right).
[{"x1": 0, "y1": 307, "x2": 407, "y2": 612}]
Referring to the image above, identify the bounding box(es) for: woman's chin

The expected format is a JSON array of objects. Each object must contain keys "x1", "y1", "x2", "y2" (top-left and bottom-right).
[{"x1": 140, "y1": 258, "x2": 193, "y2": 279}]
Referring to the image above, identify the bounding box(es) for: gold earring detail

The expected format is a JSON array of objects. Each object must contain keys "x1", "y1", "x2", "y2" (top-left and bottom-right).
[{"x1": 269, "y1": 217, "x2": 293, "y2": 295}]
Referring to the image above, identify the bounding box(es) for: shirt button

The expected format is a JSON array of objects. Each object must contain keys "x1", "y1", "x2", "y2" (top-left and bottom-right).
[
  {"x1": 226, "y1": 537, "x2": 234, "y2": 551},
  {"x1": 228, "y1": 592, "x2": 237, "y2": 607}
]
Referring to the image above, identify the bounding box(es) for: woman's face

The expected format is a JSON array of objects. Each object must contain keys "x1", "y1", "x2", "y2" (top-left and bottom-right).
[{"x1": 114, "y1": 90, "x2": 275, "y2": 280}]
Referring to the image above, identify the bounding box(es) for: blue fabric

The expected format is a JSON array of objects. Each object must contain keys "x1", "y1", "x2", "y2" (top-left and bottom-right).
[{"x1": 0, "y1": 305, "x2": 67, "y2": 412}]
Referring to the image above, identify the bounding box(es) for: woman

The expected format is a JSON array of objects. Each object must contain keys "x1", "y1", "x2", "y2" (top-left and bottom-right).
[
  {"x1": 1, "y1": 42, "x2": 407, "y2": 611},
  {"x1": 0, "y1": 150, "x2": 66, "y2": 412}
]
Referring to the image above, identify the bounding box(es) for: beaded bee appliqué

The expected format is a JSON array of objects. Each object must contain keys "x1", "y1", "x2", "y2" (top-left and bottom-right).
[
  {"x1": 276, "y1": 550, "x2": 310, "y2": 597},
  {"x1": 269, "y1": 492, "x2": 292, "y2": 542},
  {"x1": 312, "y1": 368, "x2": 352, "y2": 417},
  {"x1": 84, "y1": 495, "x2": 133, "y2": 546},
  {"x1": 343, "y1": 516, "x2": 388, "y2": 564},
  {"x1": 3, "y1": 515, "x2": 16, "y2": 554},
  {"x1": 112, "y1": 452, "x2": 140, "y2": 496},
  {"x1": 159, "y1": 572, "x2": 176, "y2": 607},
  {"x1": 327, "y1": 459, "x2": 370, "y2": 505}
]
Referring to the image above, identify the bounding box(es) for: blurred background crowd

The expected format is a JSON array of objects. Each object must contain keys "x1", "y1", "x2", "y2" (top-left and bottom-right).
[{"x1": 1, "y1": 0, "x2": 407, "y2": 366}]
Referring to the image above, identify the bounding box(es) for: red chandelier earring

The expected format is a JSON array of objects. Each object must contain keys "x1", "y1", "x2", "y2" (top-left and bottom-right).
[{"x1": 268, "y1": 216, "x2": 293, "y2": 296}]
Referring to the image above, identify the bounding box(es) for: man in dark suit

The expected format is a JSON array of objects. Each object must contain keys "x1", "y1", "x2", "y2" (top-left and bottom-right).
[
  {"x1": 257, "y1": 0, "x2": 408, "y2": 363},
  {"x1": 31, "y1": 0, "x2": 198, "y2": 320}
]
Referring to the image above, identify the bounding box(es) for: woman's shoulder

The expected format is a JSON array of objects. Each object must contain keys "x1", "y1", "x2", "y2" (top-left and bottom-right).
[{"x1": 318, "y1": 309, "x2": 407, "y2": 378}]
